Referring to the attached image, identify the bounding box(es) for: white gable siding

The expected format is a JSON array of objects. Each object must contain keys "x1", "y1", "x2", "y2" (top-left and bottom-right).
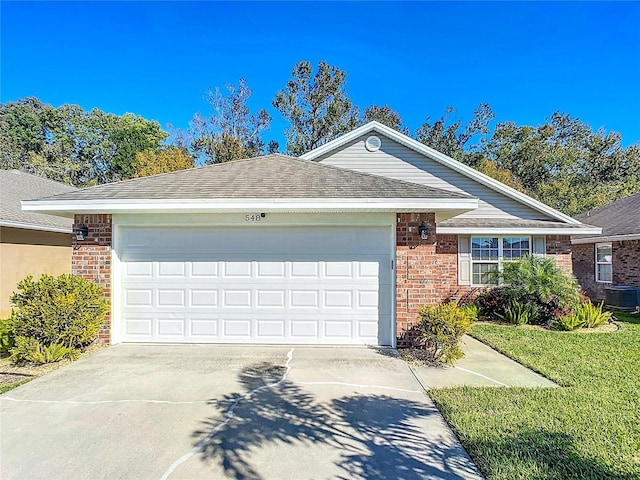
[{"x1": 316, "y1": 135, "x2": 553, "y2": 221}]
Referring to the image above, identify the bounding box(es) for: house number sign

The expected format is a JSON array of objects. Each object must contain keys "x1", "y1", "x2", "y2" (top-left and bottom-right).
[{"x1": 244, "y1": 213, "x2": 265, "y2": 222}]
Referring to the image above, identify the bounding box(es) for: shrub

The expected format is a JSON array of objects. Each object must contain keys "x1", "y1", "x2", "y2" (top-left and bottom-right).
[
  {"x1": 8, "y1": 274, "x2": 109, "y2": 362},
  {"x1": 477, "y1": 255, "x2": 581, "y2": 326},
  {"x1": 554, "y1": 313, "x2": 585, "y2": 331},
  {"x1": 497, "y1": 300, "x2": 536, "y2": 325},
  {"x1": 460, "y1": 304, "x2": 480, "y2": 322},
  {"x1": 579, "y1": 301, "x2": 612, "y2": 328},
  {"x1": 475, "y1": 287, "x2": 509, "y2": 321},
  {"x1": 9, "y1": 337, "x2": 77, "y2": 364},
  {"x1": 416, "y1": 302, "x2": 473, "y2": 365},
  {"x1": 0, "y1": 318, "x2": 15, "y2": 357}
]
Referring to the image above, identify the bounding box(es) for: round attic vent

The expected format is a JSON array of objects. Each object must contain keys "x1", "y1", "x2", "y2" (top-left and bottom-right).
[{"x1": 365, "y1": 135, "x2": 382, "y2": 152}]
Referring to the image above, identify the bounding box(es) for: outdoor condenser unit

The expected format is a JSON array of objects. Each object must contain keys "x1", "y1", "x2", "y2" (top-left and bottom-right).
[{"x1": 604, "y1": 286, "x2": 640, "y2": 311}]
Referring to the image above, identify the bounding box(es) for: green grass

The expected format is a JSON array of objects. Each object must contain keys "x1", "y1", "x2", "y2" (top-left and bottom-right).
[
  {"x1": 0, "y1": 377, "x2": 33, "y2": 394},
  {"x1": 429, "y1": 312, "x2": 640, "y2": 479}
]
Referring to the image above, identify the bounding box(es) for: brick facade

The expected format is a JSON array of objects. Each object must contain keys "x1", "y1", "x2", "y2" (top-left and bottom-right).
[
  {"x1": 395, "y1": 226, "x2": 572, "y2": 344},
  {"x1": 72, "y1": 214, "x2": 112, "y2": 342},
  {"x1": 545, "y1": 235, "x2": 573, "y2": 274},
  {"x1": 395, "y1": 213, "x2": 473, "y2": 344},
  {"x1": 573, "y1": 240, "x2": 640, "y2": 301},
  {"x1": 68, "y1": 212, "x2": 575, "y2": 346}
]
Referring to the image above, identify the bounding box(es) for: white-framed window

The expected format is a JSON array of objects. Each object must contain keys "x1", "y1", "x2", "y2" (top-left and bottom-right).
[
  {"x1": 595, "y1": 243, "x2": 612, "y2": 283},
  {"x1": 470, "y1": 236, "x2": 531, "y2": 285}
]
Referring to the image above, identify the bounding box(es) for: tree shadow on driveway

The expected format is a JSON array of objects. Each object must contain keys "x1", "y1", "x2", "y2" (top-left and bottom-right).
[
  {"x1": 191, "y1": 361, "x2": 477, "y2": 480},
  {"x1": 333, "y1": 395, "x2": 476, "y2": 480}
]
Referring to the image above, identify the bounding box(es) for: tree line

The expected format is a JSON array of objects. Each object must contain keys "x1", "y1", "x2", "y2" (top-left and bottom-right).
[{"x1": 1, "y1": 60, "x2": 638, "y2": 216}]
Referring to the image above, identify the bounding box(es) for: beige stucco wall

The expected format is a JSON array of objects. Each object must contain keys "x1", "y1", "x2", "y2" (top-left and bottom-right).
[{"x1": 0, "y1": 227, "x2": 72, "y2": 318}]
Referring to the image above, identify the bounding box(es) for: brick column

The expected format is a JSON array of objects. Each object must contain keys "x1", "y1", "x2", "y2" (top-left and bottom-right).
[
  {"x1": 546, "y1": 235, "x2": 572, "y2": 274},
  {"x1": 395, "y1": 213, "x2": 438, "y2": 346},
  {"x1": 72, "y1": 214, "x2": 112, "y2": 343}
]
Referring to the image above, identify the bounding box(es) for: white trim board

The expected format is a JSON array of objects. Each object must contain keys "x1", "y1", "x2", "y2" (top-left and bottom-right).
[
  {"x1": 301, "y1": 121, "x2": 582, "y2": 225},
  {"x1": 438, "y1": 226, "x2": 602, "y2": 235},
  {"x1": 22, "y1": 197, "x2": 479, "y2": 216}
]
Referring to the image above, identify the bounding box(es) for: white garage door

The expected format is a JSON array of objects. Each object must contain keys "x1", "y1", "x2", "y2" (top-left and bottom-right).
[{"x1": 118, "y1": 226, "x2": 392, "y2": 345}]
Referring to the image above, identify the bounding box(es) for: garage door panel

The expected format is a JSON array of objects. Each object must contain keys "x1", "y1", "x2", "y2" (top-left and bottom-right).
[
  {"x1": 157, "y1": 318, "x2": 185, "y2": 336},
  {"x1": 189, "y1": 290, "x2": 218, "y2": 307},
  {"x1": 157, "y1": 289, "x2": 185, "y2": 307},
  {"x1": 189, "y1": 318, "x2": 218, "y2": 338},
  {"x1": 119, "y1": 226, "x2": 392, "y2": 345},
  {"x1": 223, "y1": 319, "x2": 252, "y2": 337}
]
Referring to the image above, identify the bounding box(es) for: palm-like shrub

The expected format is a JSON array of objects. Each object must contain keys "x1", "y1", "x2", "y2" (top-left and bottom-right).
[{"x1": 477, "y1": 255, "x2": 581, "y2": 326}]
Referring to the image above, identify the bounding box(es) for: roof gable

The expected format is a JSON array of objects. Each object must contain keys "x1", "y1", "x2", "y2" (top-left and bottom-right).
[{"x1": 301, "y1": 121, "x2": 581, "y2": 225}]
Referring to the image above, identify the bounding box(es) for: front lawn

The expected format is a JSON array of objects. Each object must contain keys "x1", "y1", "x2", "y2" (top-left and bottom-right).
[{"x1": 429, "y1": 312, "x2": 640, "y2": 479}]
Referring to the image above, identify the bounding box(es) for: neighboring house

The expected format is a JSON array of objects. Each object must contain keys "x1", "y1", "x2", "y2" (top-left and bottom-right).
[
  {"x1": 0, "y1": 170, "x2": 77, "y2": 317},
  {"x1": 22, "y1": 122, "x2": 599, "y2": 346},
  {"x1": 572, "y1": 193, "x2": 640, "y2": 300}
]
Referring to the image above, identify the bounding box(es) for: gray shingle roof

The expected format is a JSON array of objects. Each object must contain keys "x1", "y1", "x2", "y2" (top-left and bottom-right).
[
  {"x1": 0, "y1": 170, "x2": 76, "y2": 231},
  {"x1": 575, "y1": 193, "x2": 640, "y2": 236},
  {"x1": 35, "y1": 154, "x2": 473, "y2": 201}
]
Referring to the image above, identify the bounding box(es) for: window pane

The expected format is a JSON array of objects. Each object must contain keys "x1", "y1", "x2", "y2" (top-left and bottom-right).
[
  {"x1": 473, "y1": 263, "x2": 499, "y2": 285},
  {"x1": 503, "y1": 237, "x2": 530, "y2": 260},
  {"x1": 472, "y1": 237, "x2": 498, "y2": 260},
  {"x1": 596, "y1": 245, "x2": 612, "y2": 263},
  {"x1": 597, "y1": 264, "x2": 612, "y2": 282}
]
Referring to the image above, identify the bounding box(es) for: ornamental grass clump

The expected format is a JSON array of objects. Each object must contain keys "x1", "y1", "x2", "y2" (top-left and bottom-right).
[
  {"x1": 416, "y1": 302, "x2": 473, "y2": 365},
  {"x1": 7, "y1": 274, "x2": 109, "y2": 363}
]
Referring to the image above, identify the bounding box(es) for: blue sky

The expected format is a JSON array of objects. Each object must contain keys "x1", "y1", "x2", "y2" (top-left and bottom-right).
[{"x1": 2, "y1": 1, "x2": 639, "y2": 148}]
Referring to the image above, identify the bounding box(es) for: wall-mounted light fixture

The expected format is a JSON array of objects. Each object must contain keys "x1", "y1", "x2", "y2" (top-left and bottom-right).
[
  {"x1": 75, "y1": 225, "x2": 89, "y2": 241},
  {"x1": 418, "y1": 222, "x2": 428, "y2": 240}
]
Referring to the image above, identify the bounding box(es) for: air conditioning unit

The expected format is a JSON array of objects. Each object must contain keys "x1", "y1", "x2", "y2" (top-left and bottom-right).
[{"x1": 604, "y1": 286, "x2": 640, "y2": 311}]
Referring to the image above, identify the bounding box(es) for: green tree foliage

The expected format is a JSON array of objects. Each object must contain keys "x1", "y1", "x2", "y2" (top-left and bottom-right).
[
  {"x1": 189, "y1": 79, "x2": 272, "y2": 164},
  {"x1": 273, "y1": 60, "x2": 359, "y2": 155},
  {"x1": 131, "y1": 146, "x2": 195, "y2": 178},
  {"x1": 362, "y1": 104, "x2": 405, "y2": 132},
  {"x1": 415, "y1": 103, "x2": 495, "y2": 161},
  {"x1": 0, "y1": 98, "x2": 168, "y2": 185},
  {"x1": 480, "y1": 112, "x2": 640, "y2": 215}
]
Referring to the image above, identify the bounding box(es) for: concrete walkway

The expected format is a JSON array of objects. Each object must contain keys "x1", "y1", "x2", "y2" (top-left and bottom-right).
[{"x1": 411, "y1": 336, "x2": 557, "y2": 389}]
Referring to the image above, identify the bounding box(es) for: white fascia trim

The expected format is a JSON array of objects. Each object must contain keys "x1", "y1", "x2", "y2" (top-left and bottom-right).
[
  {"x1": 571, "y1": 233, "x2": 640, "y2": 244},
  {"x1": 0, "y1": 220, "x2": 72, "y2": 234},
  {"x1": 301, "y1": 121, "x2": 580, "y2": 225},
  {"x1": 438, "y1": 226, "x2": 603, "y2": 235},
  {"x1": 22, "y1": 197, "x2": 479, "y2": 214}
]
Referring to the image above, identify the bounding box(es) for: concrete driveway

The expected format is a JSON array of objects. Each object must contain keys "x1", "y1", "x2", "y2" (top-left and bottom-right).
[{"x1": 0, "y1": 345, "x2": 482, "y2": 480}]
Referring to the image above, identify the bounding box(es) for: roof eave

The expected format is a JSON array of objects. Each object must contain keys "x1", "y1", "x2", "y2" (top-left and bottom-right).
[
  {"x1": 0, "y1": 219, "x2": 72, "y2": 233},
  {"x1": 301, "y1": 121, "x2": 582, "y2": 226},
  {"x1": 438, "y1": 226, "x2": 602, "y2": 235},
  {"x1": 571, "y1": 232, "x2": 640, "y2": 244},
  {"x1": 22, "y1": 197, "x2": 480, "y2": 215}
]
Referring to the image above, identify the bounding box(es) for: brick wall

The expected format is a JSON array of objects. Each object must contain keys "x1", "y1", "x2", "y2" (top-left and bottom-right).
[
  {"x1": 613, "y1": 240, "x2": 640, "y2": 287},
  {"x1": 395, "y1": 213, "x2": 472, "y2": 345},
  {"x1": 572, "y1": 243, "x2": 602, "y2": 299},
  {"x1": 573, "y1": 240, "x2": 640, "y2": 301},
  {"x1": 546, "y1": 235, "x2": 573, "y2": 274},
  {"x1": 395, "y1": 230, "x2": 573, "y2": 344},
  {"x1": 72, "y1": 214, "x2": 112, "y2": 342}
]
